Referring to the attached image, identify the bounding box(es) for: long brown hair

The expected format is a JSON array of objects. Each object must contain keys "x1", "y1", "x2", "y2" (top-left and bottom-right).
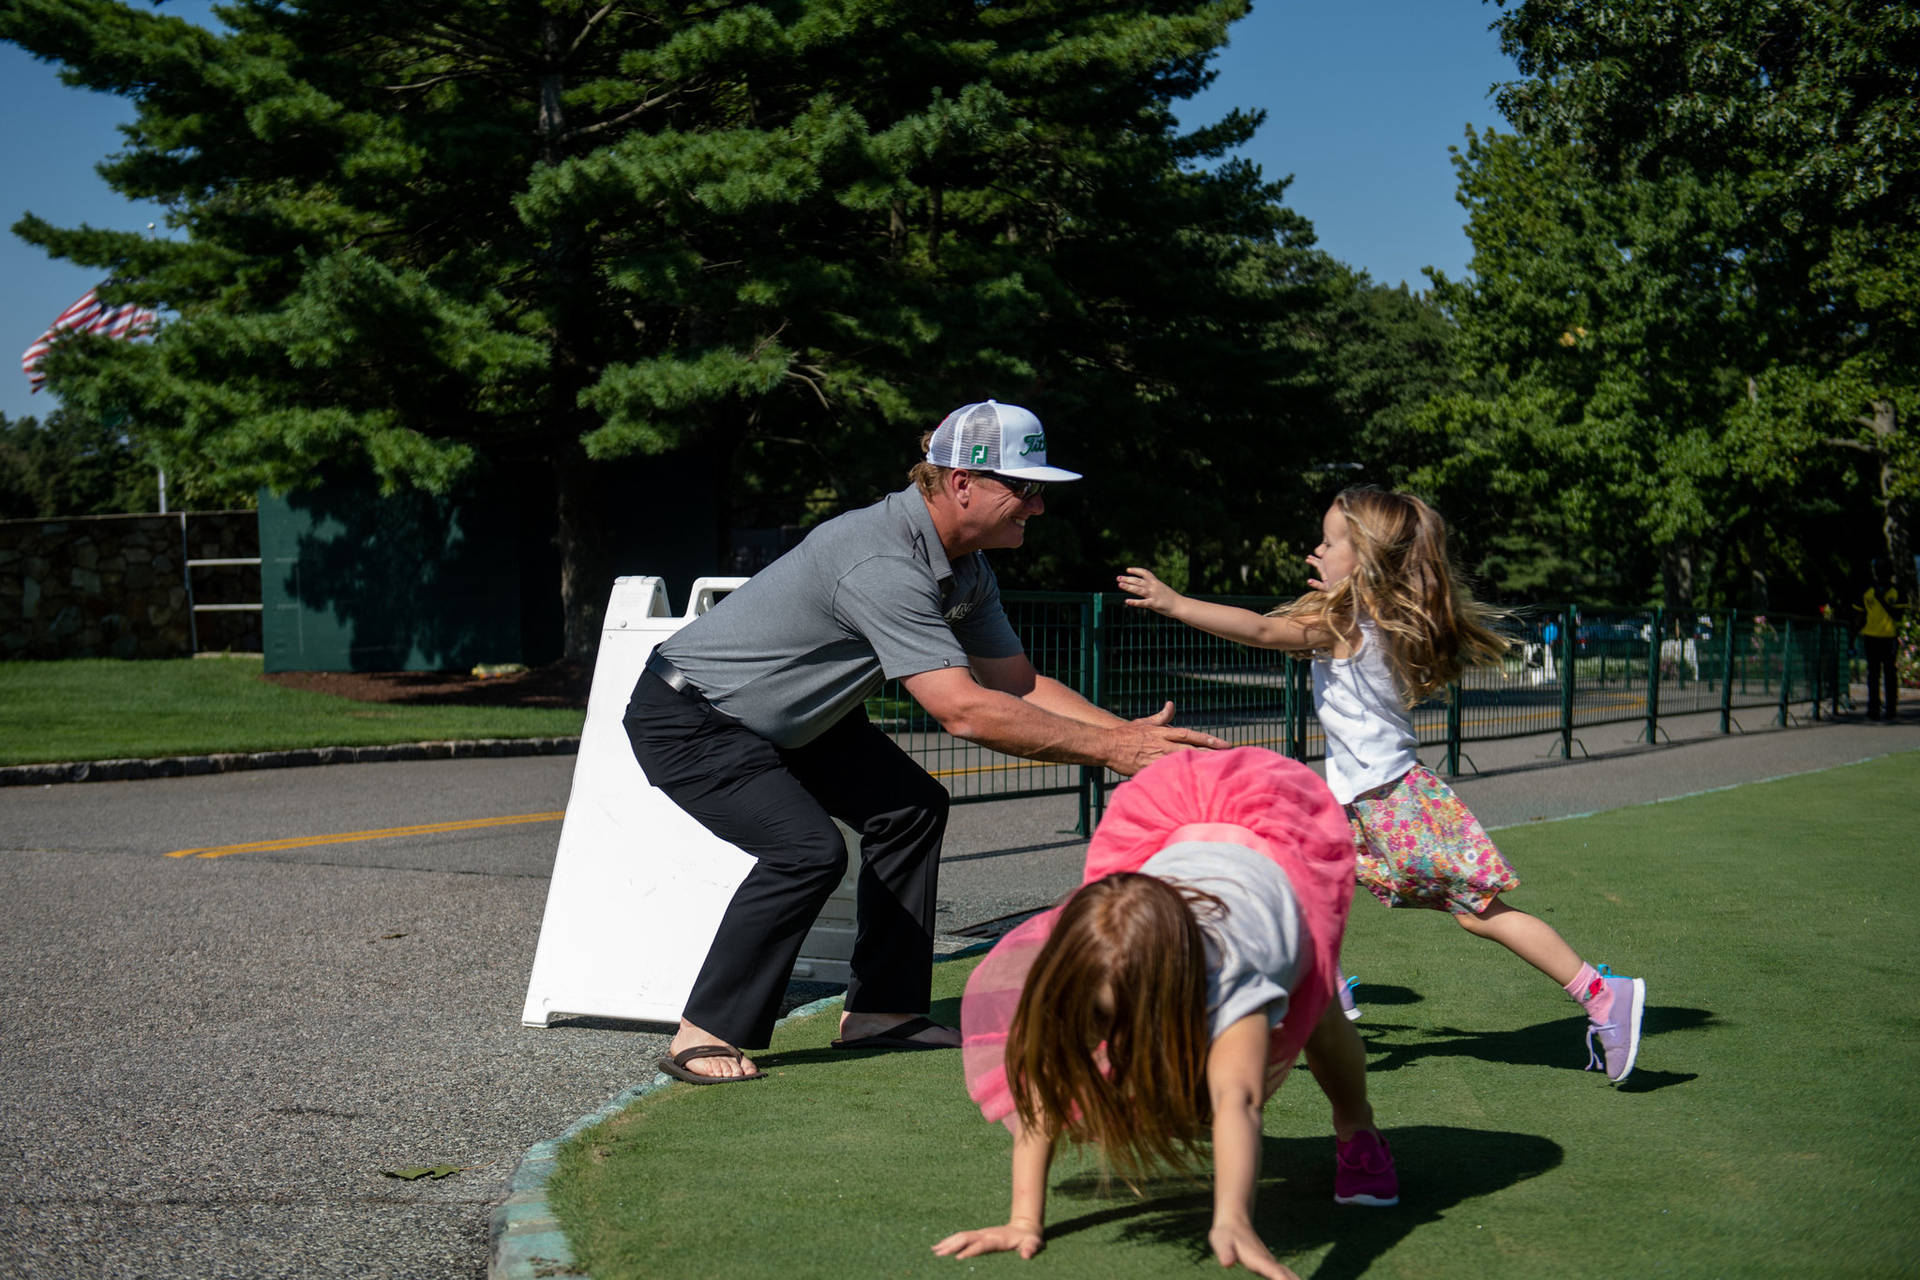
[
  {"x1": 1270, "y1": 486, "x2": 1508, "y2": 703},
  {"x1": 1004, "y1": 873, "x2": 1226, "y2": 1184}
]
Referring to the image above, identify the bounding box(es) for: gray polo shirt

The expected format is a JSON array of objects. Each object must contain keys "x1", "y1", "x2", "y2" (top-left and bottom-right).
[{"x1": 655, "y1": 487, "x2": 1025, "y2": 748}]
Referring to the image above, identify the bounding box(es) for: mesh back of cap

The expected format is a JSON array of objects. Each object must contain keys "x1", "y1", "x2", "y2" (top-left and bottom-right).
[{"x1": 951, "y1": 403, "x2": 1003, "y2": 469}]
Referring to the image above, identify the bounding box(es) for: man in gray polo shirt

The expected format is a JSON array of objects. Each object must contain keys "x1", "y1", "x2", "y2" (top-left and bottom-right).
[{"x1": 625, "y1": 400, "x2": 1226, "y2": 1083}]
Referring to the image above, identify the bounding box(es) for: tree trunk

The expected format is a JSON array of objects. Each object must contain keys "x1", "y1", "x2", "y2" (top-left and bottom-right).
[
  {"x1": 1889, "y1": 490, "x2": 1914, "y2": 599},
  {"x1": 537, "y1": 12, "x2": 608, "y2": 661},
  {"x1": 1868, "y1": 399, "x2": 1914, "y2": 597},
  {"x1": 555, "y1": 443, "x2": 614, "y2": 660},
  {"x1": 1662, "y1": 540, "x2": 1696, "y2": 621},
  {"x1": 1747, "y1": 522, "x2": 1771, "y2": 615},
  {"x1": 706, "y1": 401, "x2": 757, "y2": 575}
]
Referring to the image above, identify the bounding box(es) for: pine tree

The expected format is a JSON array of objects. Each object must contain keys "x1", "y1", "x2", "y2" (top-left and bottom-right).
[{"x1": 5, "y1": 0, "x2": 1317, "y2": 653}]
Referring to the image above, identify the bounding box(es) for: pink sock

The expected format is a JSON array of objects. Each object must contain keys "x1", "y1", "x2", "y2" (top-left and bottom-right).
[{"x1": 1565, "y1": 963, "x2": 1613, "y2": 1022}]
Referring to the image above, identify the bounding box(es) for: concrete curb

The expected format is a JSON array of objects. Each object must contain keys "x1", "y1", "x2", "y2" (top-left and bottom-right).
[
  {"x1": 486, "y1": 991, "x2": 849, "y2": 1280},
  {"x1": 0, "y1": 736, "x2": 581, "y2": 787},
  {"x1": 487, "y1": 940, "x2": 996, "y2": 1280}
]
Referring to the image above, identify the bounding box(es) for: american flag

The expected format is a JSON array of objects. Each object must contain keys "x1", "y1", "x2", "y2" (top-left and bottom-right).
[{"x1": 20, "y1": 285, "x2": 160, "y2": 392}]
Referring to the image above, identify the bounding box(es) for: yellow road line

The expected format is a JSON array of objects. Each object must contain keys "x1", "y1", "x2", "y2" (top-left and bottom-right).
[
  {"x1": 166, "y1": 811, "x2": 566, "y2": 860},
  {"x1": 157, "y1": 702, "x2": 1665, "y2": 856}
]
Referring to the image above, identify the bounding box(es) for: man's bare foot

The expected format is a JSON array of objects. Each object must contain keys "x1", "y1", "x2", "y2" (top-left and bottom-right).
[
  {"x1": 834, "y1": 1012, "x2": 960, "y2": 1049},
  {"x1": 666, "y1": 1020, "x2": 760, "y2": 1079}
]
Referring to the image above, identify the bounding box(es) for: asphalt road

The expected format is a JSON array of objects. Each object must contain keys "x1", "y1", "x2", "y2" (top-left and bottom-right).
[{"x1": 1, "y1": 705, "x2": 1914, "y2": 1278}]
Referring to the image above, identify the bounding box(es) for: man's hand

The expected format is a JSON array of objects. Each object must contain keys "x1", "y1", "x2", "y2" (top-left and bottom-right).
[
  {"x1": 906, "y1": 666, "x2": 1225, "y2": 772},
  {"x1": 932, "y1": 1221, "x2": 1044, "y2": 1261},
  {"x1": 1103, "y1": 719, "x2": 1229, "y2": 776}
]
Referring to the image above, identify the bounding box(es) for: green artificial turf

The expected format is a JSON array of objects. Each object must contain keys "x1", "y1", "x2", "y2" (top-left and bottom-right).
[
  {"x1": 550, "y1": 750, "x2": 1920, "y2": 1279},
  {"x1": 0, "y1": 657, "x2": 584, "y2": 764}
]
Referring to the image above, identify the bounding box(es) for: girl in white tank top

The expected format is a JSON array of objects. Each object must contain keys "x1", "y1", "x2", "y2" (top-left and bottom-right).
[{"x1": 1115, "y1": 486, "x2": 1648, "y2": 1086}]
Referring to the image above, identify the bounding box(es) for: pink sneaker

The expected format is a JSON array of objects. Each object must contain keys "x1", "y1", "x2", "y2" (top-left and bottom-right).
[
  {"x1": 1334, "y1": 1130, "x2": 1398, "y2": 1206},
  {"x1": 1584, "y1": 968, "x2": 1646, "y2": 1084}
]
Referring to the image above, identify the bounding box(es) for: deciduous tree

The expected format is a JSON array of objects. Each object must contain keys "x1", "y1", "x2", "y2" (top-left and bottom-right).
[{"x1": 1489, "y1": 0, "x2": 1920, "y2": 597}]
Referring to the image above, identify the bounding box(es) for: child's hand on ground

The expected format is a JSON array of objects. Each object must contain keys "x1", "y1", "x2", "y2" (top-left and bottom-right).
[
  {"x1": 933, "y1": 1222, "x2": 1044, "y2": 1261},
  {"x1": 1117, "y1": 567, "x2": 1183, "y2": 615},
  {"x1": 1208, "y1": 1221, "x2": 1299, "y2": 1280}
]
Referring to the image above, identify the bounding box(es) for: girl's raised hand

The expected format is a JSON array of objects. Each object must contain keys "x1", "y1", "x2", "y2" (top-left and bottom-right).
[
  {"x1": 1117, "y1": 567, "x2": 1183, "y2": 615},
  {"x1": 1207, "y1": 1221, "x2": 1300, "y2": 1280},
  {"x1": 932, "y1": 1222, "x2": 1044, "y2": 1261}
]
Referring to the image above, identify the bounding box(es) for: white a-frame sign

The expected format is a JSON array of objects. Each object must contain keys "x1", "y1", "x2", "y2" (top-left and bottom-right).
[{"x1": 521, "y1": 576, "x2": 856, "y2": 1027}]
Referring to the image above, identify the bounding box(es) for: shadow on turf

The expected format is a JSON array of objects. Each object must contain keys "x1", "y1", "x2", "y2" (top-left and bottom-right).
[
  {"x1": 760, "y1": 990, "x2": 1707, "y2": 1095},
  {"x1": 1354, "y1": 999, "x2": 1713, "y2": 1093},
  {"x1": 1346, "y1": 982, "x2": 1423, "y2": 1011},
  {"x1": 1043, "y1": 1124, "x2": 1561, "y2": 1279}
]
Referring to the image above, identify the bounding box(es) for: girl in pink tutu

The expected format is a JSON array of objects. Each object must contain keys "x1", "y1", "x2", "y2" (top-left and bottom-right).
[
  {"x1": 935, "y1": 748, "x2": 1395, "y2": 1280},
  {"x1": 1117, "y1": 486, "x2": 1646, "y2": 1084}
]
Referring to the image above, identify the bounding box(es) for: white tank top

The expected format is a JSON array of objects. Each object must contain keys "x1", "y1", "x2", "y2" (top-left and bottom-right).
[{"x1": 1311, "y1": 620, "x2": 1418, "y2": 804}]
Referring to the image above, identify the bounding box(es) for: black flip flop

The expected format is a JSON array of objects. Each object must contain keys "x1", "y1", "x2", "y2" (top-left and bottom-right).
[
  {"x1": 829, "y1": 1015, "x2": 959, "y2": 1051},
  {"x1": 657, "y1": 1043, "x2": 765, "y2": 1085}
]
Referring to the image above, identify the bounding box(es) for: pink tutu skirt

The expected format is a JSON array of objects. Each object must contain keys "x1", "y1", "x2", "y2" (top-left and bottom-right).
[{"x1": 959, "y1": 747, "x2": 1357, "y2": 1128}]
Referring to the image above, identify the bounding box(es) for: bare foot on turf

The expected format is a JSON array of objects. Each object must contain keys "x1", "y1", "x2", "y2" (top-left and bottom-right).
[
  {"x1": 836, "y1": 1012, "x2": 961, "y2": 1048},
  {"x1": 667, "y1": 1020, "x2": 760, "y2": 1079}
]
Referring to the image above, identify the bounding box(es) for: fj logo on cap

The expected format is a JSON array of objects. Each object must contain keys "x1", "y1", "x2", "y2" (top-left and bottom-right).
[
  {"x1": 970, "y1": 444, "x2": 990, "y2": 465},
  {"x1": 1020, "y1": 433, "x2": 1045, "y2": 457}
]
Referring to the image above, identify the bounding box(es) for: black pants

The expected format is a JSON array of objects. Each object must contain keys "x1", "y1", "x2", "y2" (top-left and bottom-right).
[
  {"x1": 1864, "y1": 635, "x2": 1898, "y2": 719},
  {"x1": 624, "y1": 670, "x2": 949, "y2": 1048}
]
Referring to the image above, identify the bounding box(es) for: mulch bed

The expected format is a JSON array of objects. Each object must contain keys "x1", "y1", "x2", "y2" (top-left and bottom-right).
[{"x1": 262, "y1": 660, "x2": 593, "y2": 710}]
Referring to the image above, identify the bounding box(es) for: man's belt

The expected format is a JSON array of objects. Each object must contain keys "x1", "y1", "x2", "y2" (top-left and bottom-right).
[{"x1": 645, "y1": 649, "x2": 700, "y2": 696}]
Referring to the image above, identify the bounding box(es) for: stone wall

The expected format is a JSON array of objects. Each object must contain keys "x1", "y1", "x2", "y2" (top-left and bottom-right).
[{"x1": 0, "y1": 511, "x2": 259, "y2": 660}]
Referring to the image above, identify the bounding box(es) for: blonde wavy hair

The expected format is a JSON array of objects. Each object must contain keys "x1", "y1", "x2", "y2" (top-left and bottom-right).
[
  {"x1": 1270, "y1": 487, "x2": 1508, "y2": 704},
  {"x1": 1005, "y1": 873, "x2": 1229, "y2": 1186}
]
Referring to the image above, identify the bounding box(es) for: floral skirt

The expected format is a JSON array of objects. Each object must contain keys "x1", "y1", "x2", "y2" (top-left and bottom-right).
[{"x1": 1347, "y1": 764, "x2": 1519, "y2": 916}]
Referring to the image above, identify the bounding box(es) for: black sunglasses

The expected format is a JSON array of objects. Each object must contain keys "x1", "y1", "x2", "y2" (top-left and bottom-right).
[{"x1": 970, "y1": 472, "x2": 1047, "y2": 500}]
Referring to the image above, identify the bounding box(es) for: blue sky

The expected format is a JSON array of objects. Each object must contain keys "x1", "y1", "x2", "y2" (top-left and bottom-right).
[{"x1": 0, "y1": 0, "x2": 1517, "y2": 429}]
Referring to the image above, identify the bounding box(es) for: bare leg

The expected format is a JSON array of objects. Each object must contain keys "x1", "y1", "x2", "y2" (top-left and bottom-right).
[
  {"x1": 1454, "y1": 895, "x2": 1582, "y2": 987},
  {"x1": 1302, "y1": 999, "x2": 1376, "y2": 1141}
]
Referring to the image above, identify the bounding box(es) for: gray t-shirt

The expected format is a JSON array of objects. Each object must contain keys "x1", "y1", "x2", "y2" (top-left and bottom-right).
[
  {"x1": 1139, "y1": 841, "x2": 1307, "y2": 1040},
  {"x1": 655, "y1": 487, "x2": 1024, "y2": 747}
]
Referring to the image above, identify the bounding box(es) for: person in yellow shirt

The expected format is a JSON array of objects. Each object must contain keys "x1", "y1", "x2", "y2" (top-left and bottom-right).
[{"x1": 1856, "y1": 560, "x2": 1909, "y2": 721}]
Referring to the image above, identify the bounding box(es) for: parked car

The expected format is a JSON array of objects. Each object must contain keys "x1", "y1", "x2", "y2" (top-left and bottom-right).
[{"x1": 1575, "y1": 621, "x2": 1644, "y2": 654}]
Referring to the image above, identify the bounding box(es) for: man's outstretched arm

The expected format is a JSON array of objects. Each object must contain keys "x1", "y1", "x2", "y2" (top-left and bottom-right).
[
  {"x1": 902, "y1": 664, "x2": 1225, "y2": 777},
  {"x1": 970, "y1": 652, "x2": 1195, "y2": 734}
]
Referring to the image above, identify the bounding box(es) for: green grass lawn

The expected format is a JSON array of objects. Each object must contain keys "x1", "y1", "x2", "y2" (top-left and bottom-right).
[
  {"x1": 549, "y1": 750, "x2": 1920, "y2": 1279},
  {"x1": 0, "y1": 657, "x2": 584, "y2": 765}
]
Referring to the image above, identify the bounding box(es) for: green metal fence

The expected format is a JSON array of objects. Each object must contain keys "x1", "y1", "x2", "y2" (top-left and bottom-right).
[{"x1": 867, "y1": 594, "x2": 1847, "y2": 827}]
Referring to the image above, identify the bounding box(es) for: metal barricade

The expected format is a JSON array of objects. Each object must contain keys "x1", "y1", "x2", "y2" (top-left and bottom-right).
[{"x1": 868, "y1": 593, "x2": 1846, "y2": 818}]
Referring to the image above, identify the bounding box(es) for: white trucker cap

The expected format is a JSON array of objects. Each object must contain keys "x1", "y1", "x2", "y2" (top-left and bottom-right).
[{"x1": 925, "y1": 400, "x2": 1082, "y2": 482}]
